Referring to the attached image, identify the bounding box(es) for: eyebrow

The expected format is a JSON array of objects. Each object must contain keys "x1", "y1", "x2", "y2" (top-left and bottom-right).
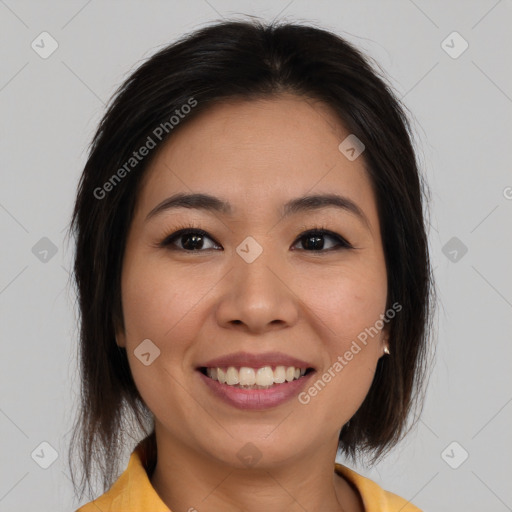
[{"x1": 145, "y1": 192, "x2": 371, "y2": 230}]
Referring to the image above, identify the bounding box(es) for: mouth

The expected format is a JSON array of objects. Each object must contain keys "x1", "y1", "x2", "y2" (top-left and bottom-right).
[
  {"x1": 195, "y1": 351, "x2": 317, "y2": 409},
  {"x1": 198, "y1": 365, "x2": 315, "y2": 389}
]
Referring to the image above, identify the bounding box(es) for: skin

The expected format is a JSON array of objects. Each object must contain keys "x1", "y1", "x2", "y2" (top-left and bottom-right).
[{"x1": 116, "y1": 94, "x2": 390, "y2": 512}]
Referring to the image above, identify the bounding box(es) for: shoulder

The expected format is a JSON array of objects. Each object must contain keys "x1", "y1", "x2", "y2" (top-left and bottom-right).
[
  {"x1": 73, "y1": 437, "x2": 168, "y2": 512},
  {"x1": 73, "y1": 478, "x2": 129, "y2": 512},
  {"x1": 335, "y1": 463, "x2": 422, "y2": 512}
]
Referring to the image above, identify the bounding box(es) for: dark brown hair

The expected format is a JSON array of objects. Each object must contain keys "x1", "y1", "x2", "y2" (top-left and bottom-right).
[{"x1": 68, "y1": 18, "x2": 436, "y2": 500}]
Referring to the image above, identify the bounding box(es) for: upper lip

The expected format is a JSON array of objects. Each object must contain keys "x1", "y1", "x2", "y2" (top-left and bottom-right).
[{"x1": 197, "y1": 351, "x2": 315, "y2": 370}]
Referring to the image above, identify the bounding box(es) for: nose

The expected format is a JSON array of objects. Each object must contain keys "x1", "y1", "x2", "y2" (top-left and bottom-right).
[{"x1": 215, "y1": 248, "x2": 300, "y2": 334}]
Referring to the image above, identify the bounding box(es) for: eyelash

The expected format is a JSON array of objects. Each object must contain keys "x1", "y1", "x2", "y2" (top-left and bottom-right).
[{"x1": 156, "y1": 223, "x2": 353, "y2": 253}]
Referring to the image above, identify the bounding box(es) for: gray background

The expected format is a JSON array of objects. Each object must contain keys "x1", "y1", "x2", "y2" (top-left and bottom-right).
[{"x1": 1, "y1": 0, "x2": 511, "y2": 510}]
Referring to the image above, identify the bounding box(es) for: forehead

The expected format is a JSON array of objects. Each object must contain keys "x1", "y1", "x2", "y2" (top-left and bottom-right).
[{"x1": 135, "y1": 94, "x2": 378, "y2": 227}]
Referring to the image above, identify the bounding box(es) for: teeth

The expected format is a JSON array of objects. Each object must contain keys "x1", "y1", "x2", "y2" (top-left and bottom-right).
[
  {"x1": 238, "y1": 367, "x2": 255, "y2": 386},
  {"x1": 256, "y1": 367, "x2": 274, "y2": 386},
  {"x1": 273, "y1": 366, "x2": 286, "y2": 383},
  {"x1": 205, "y1": 365, "x2": 308, "y2": 387},
  {"x1": 226, "y1": 367, "x2": 239, "y2": 385}
]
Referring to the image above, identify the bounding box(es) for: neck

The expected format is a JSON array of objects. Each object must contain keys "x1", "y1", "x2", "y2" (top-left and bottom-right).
[{"x1": 149, "y1": 427, "x2": 363, "y2": 512}]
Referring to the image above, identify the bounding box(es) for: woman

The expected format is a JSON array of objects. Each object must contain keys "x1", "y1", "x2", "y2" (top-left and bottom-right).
[{"x1": 69, "y1": 18, "x2": 435, "y2": 512}]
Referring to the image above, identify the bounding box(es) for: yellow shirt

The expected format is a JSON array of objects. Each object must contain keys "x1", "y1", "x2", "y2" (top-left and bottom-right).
[{"x1": 76, "y1": 441, "x2": 421, "y2": 512}]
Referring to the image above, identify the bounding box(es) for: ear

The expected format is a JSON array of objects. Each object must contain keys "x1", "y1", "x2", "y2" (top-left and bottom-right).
[
  {"x1": 115, "y1": 331, "x2": 126, "y2": 348},
  {"x1": 380, "y1": 322, "x2": 391, "y2": 353},
  {"x1": 113, "y1": 315, "x2": 126, "y2": 348}
]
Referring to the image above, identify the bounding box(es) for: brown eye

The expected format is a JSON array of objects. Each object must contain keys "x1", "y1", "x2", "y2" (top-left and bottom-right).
[
  {"x1": 161, "y1": 229, "x2": 221, "y2": 251},
  {"x1": 292, "y1": 229, "x2": 352, "y2": 251},
  {"x1": 158, "y1": 227, "x2": 351, "y2": 252}
]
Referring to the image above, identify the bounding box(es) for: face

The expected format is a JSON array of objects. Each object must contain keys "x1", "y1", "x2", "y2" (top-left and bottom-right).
[{"x1": 116, "y1": 94, "x2": 389, "y2": 468}]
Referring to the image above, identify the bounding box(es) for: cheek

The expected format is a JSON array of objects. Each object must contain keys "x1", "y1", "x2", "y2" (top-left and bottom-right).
[
  {"x1": 120, "y1": 282, "x2": 198, "y2": 430},
  {"x1": 299, "y1": 259, "x2": 388, "y2": 347},
  {"x1": 118, "y1": 256, "x2": 196, "y2": 399},
  {"x1": 121, "y1": 256, "x2": 207, "y2": 345},
  {"x1": 294, "y1": 261, "x2": 387, "y2": 416}
]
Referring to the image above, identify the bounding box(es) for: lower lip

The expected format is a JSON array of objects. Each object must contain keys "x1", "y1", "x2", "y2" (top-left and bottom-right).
[{"x1": 197, "y1": 370, "x2": 315, "y2": 410}]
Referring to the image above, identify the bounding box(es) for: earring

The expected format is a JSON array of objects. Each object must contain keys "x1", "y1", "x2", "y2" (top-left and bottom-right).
[{"x1": 384, "y1": 346, "x2": 391, "y2": 355}]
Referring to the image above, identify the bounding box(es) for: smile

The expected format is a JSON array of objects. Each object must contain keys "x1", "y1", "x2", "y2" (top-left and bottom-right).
[
  {"x1": 200, "y1": 365, "x2": 313, "y2": 388},
  {"x1": 197, "y1": 366, "x2": 316, "y2": 409}
]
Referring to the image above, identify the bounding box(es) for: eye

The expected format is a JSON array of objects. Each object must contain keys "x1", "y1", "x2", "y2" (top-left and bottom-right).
[
  {"x1": 159, "y1": 228, "x2": 222, "y2": 251},
  {"x1": 291, "y1": 228, "x2": 352, "y2": 252},
  {"x1": 158, "y1": 225, "x2": 353, "y2": 252}
]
